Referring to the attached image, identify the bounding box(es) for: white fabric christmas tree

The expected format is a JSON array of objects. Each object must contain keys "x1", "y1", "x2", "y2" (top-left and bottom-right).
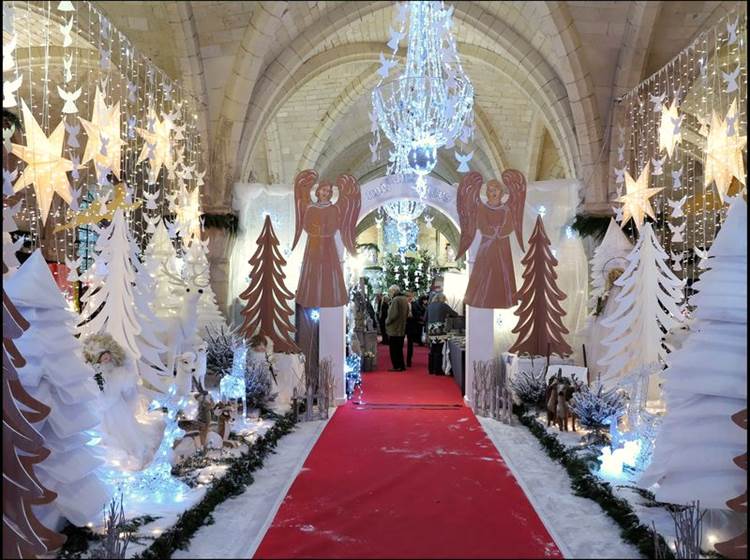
[
  {"x1": 142, "y1": 220, "x2": 182, "y2": 320},
  {"x1": 183, "y1": 237, "x2": 226, "y2": 338},
  {"x1": 6, "y1": 250, "x2": 111, "y2": 529},
  {"x1": 78, "y1": 209, "x2": 142, "y2": 358},
  {"x1": 641, "y1": 197, "x2": 747, "y2": 509},
  {"x1": 598, "y1": 222, "x2": 685, "y2": 398},
  {"x1": 589, "y1": 218, "x2": 634, "y2": 301}
]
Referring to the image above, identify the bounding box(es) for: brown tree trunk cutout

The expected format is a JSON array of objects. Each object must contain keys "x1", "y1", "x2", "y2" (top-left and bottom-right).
[
  {"x1": 509, "y1": 215, "x2": 573, "y2": 358},
  {"x1": 3, "y1": 290, "x2": 66, "y2": 559},
  {"x1": 238, "y1": 215, "x2": 300, "y2": 353},
  {"x1": 714, "y1": 408, "x2": 747, "y2": 559}
]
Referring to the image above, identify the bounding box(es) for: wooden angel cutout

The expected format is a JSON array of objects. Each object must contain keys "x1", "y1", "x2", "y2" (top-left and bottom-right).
[
  {"x1": 456, "y1": 170, "x2": 527, "y2": 309},
  {"x1": 292, "y1": 169, "x2": 361, "y2": 308}
]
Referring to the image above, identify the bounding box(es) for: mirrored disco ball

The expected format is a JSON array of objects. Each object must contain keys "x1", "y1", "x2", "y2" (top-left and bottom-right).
[{"x1": 407, "y1": 144, "x2": 437, "y2": 176}]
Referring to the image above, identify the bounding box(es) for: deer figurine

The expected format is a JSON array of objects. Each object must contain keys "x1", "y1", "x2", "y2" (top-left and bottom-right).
[{"x1": 157, "y1": 257, "x2": 210, "y2": 395}]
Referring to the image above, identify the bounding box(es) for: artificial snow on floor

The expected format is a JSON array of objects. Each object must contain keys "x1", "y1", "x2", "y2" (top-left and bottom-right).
[
  {"x1": 173, "y1": 418, "x2": 329, "y2": 559},
  {"x1": 479, "y1": 417, "x2": 641, "y2": 559}
]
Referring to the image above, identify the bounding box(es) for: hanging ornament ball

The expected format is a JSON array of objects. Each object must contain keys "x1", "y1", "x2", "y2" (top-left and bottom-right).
[{"x1": 407, "y1": 144, "x2": 437, "y2": 176}]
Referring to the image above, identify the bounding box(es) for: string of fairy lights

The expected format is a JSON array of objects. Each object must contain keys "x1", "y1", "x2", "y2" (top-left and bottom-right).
[
  {"x1": 613, "y1": 10, "x2": 747, "y2": 300},
  {"x1": 3, "y1": 0, "x2": 205, "y2": 288}
]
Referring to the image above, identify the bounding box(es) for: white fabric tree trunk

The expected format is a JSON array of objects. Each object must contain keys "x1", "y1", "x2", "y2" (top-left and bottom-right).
[
  {"x1": 6, "y1": 250, "x2": 111, "y2": 530},
  {"x1": 641, "y1": 197, "x2": 747, "y2": 511}
]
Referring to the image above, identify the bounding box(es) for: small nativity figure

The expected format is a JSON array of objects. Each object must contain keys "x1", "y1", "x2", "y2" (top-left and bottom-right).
[
  {"x1": 456, "y1": 170, "x2": 527, "y2": 309},
  {"x1": 292, "y1": 169, "x2": 361, "y2": 308}
]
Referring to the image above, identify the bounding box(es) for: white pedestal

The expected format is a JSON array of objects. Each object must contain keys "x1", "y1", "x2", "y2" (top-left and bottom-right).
[
  {"x1": 319, "y1": 306, "x2": 346, "y2": 405},
  {"x1": 464, "y1": 306, "x2": 494, "y2": 405}
]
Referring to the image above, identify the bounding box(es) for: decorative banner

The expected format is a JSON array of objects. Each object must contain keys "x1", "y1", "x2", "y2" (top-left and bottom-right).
[
  {"x1": 456, "y1": 170, "x2": 526, "y2": 309},
  {"x1": 238, "y1": 215, "x2": 300, "y2": 353},
  {"x1": 292, "y1": 169, "x2": 361, "y2": 308},
  {"x1": 509, "y1": 214, "x2": 573, "y2": 358}
]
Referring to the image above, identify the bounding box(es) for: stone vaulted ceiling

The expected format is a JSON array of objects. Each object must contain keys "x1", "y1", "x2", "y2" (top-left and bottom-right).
[{"x1": 96, "y1": 0, "x2": 744, "y2": 215}]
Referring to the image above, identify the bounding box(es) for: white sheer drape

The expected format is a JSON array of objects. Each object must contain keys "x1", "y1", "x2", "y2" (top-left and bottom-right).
[
  {"x1": 493, "y1": 179, "x2": 589, "y2": 363},
  {"x1": 229, "y1": 183, "x2": 301, "y2": 327}
]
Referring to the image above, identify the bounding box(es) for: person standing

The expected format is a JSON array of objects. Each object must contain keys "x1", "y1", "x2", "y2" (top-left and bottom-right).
[
  {"x1": 378, "y1": 293, "x2": 390, "y2": 345},
  {"x1": 406, "y1": 293, "x2": 427, "y2": 367},
  {"x1": 385, "y1": 285, "x2": 409, "y2": 371},
  {"x1": 425, "y1": 293, "x2": 458, "y2": 375}
]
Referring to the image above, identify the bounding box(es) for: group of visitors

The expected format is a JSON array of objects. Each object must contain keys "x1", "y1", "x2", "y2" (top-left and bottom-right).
[{"x1": 374, "y1": 286, "x2": 459, "y2": 374}]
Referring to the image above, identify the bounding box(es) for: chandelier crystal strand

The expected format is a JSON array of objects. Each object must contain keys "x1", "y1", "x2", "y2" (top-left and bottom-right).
[{"x1": 372, "y1": 1, "x2": 474, "y2": 198}]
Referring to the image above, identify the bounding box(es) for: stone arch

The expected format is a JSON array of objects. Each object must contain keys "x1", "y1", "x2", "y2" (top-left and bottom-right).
[{"x1": 230, "y1": 2, "x2": 583, "y2": 206}]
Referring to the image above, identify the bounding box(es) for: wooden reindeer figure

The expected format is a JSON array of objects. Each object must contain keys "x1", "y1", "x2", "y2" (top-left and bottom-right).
[{"x1": 214, "y1": 400, "x2": 239, "y2": 448}]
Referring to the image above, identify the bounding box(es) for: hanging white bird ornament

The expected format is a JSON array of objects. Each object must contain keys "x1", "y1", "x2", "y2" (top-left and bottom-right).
[
  {"x1": 60, "y1": 15, "x2": 73, "y2": 47},
  {"x1": 3, "y1": 74, "x2": 23, "y2": 108}
]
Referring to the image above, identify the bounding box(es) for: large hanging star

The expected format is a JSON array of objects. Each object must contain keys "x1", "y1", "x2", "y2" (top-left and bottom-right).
[
  {"x1": 136, "y1": 108, "x2": 173, "y2": 178},
  {"x1": 658, "y1": 99, "x2": 681, "y2": 158},
  {"x1": 79, "y1": 87, "x2": 124, "y2": 179},
  {"x1": 618, "y1": 162, "x2": 663, "y2": 231},
  {"x1": 704, "y1": 98, "x2": 746, "y2": 201},
  {"x1": 11, "y1": 99, "x2": 74, "y2": 224}
]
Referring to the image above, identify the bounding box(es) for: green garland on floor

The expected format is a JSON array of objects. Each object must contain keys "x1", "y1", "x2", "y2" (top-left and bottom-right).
[
  {"x1": 513, "y1": 404, "x2": 674, "y2": 559},
  {"x1": 132, "y1": 412, "x2": 296, "y2": 559}
]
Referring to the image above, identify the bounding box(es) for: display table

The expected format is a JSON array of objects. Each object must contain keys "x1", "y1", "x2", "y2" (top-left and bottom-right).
[{"x1": 447, "y1": 337, "x2": 465, "y2": 395}]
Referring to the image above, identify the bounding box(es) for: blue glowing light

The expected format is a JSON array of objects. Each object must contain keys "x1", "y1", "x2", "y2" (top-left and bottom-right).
[{"x1": 310, "y1": 309, "x2": 320, "y2": 321}]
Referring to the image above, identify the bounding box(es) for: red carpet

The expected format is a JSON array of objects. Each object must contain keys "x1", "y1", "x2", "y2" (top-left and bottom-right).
[{"x1": 254, "y1": 344, "x2": 562, "y2": 559}]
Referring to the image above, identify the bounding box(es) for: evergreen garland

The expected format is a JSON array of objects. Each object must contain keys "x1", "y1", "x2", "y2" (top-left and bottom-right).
[
  {"x1": 134, "y1": 412, "x2": 295, "y2": 559},
  {"x1": 200, "y1": 213, "x2": 239, "y2": 234},
  {"x1": 513, "y1": 404, "x2": 674, "y2": 559},
  {"x1": 509, "y1": 369, "x2": 547, "y2": 408},
  {"x1": 381, "y1": 249, "x2": 433, "y2": 294}
]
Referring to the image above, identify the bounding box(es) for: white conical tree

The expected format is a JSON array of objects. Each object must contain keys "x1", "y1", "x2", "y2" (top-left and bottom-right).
[
  {"x1": 6, "y1": 250, "x2": 111, "y2": 530},
  {"x1": 183, "y1": 237, "x2": 226, "y2": 338},
  {"x1": 641, "y1": 198, "x2": 746, "y2": 513},
  {"x1": 78, "y1": 209, "x2": 142, "y2": 359},
  {"x1": 142, "y1": 220, "x2": 182, "y2": 321},
  {"x1": 598, "y1": 222, "x2": 685, "y2": 400}
]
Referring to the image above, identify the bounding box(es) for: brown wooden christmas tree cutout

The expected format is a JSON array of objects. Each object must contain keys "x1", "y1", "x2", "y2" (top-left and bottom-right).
[
  {"x1": 239, "y1": 215, "x2": 300, "y2": 353},
  {"x1": 715, "y1": 408, "x2": 747, "y2": 559},
  {"x1": 509, "y1": 214, "x2": 573, "y2": 358},
  {"x1": 3, "y1": 290, "x2": 66, "y2": 559}
]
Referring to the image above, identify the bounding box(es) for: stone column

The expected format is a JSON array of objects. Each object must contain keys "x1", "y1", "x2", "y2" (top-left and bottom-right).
[{"x1": 201, "y1": 215, "x2": 235, "y2": 318}]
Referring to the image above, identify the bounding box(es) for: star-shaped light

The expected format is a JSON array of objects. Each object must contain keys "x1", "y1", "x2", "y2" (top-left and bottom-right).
[
  {"x1": 174, "y1": 184, "x2": 201, "y2": 240},
  {"x1": 79, "y1": 87, "x2": 124, "y2": 179},
  {"x1": 618, "y1": 162, "x2": 663, "y2": 230},
  {"x1": 136, "y1": 108, "x2": 173, "y2": 178},
  {"x1": 11, "y1": 99, "x2": 73, "y2": 224},
  {"x1": 658, "y1": 99, "x2": 681, "y2": 158},
  {"x1": 704, "y1": 99, "x2": 746, "y2": 201},
  {"x1": 54, "y1": 182, "x2": 141, "y2": 232}
]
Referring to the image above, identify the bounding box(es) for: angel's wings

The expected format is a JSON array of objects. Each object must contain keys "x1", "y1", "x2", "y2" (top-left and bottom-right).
[
  {"x1": 501, "y1": 169, "x2": 527, "y2": 252},
  {"x1": 334, "y1": 174, "x2": 361, "y2": 256},
  {"x1": 456, "y1": 171, "x2": 483, "y2": 259},
  {"x1": 292, "y1": 169, "x2": 317, "y2": 251}
]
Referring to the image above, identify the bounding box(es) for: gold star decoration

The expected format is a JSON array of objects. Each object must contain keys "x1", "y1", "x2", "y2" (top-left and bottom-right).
[
  {"x1": 658, "y1": 99, "x2": 681, "y2": 158},
  {"x1": 54, "y1": 182, "x2": 141, "y2": 233},
  {"x1": 11, "y1": 99, "x2": 74, "y2": 225},
  {"x1": 618, "y1": 162, "x2": 663, "y2": 231},
  {"x1": 174, "y1": 184, "x2": 201, "y2": 240},
  {"x1": 135, "y1": 108, "x2": 173, "y2": 179},
  {"x1": 704, "y1": 98, "x2": 747, "y2": 201},
  {"x1": 79, "y1": 87, "x2": 124, "y2": 179}
]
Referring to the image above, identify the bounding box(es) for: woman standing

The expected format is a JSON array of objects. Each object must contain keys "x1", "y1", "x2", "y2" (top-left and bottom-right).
[
  {"x1": 378, "y1": 293, "x2": 390, "y2": 344},
  {"x1": 425, "y1": 294, "x2": 458, "y2": 375}
]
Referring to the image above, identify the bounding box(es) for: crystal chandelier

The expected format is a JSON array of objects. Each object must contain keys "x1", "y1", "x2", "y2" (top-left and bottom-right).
[
  {"x1": 383, "y1": 199, "x2": 425, "y2": 223},
  {"x1": 371, "y1": 1, "x2": 474, "y2": 197}
]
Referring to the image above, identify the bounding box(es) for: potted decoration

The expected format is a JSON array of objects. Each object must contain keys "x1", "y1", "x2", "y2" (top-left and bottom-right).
[{"x1": 362, "y1": 351, "x2": 376, "y2": 372}]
